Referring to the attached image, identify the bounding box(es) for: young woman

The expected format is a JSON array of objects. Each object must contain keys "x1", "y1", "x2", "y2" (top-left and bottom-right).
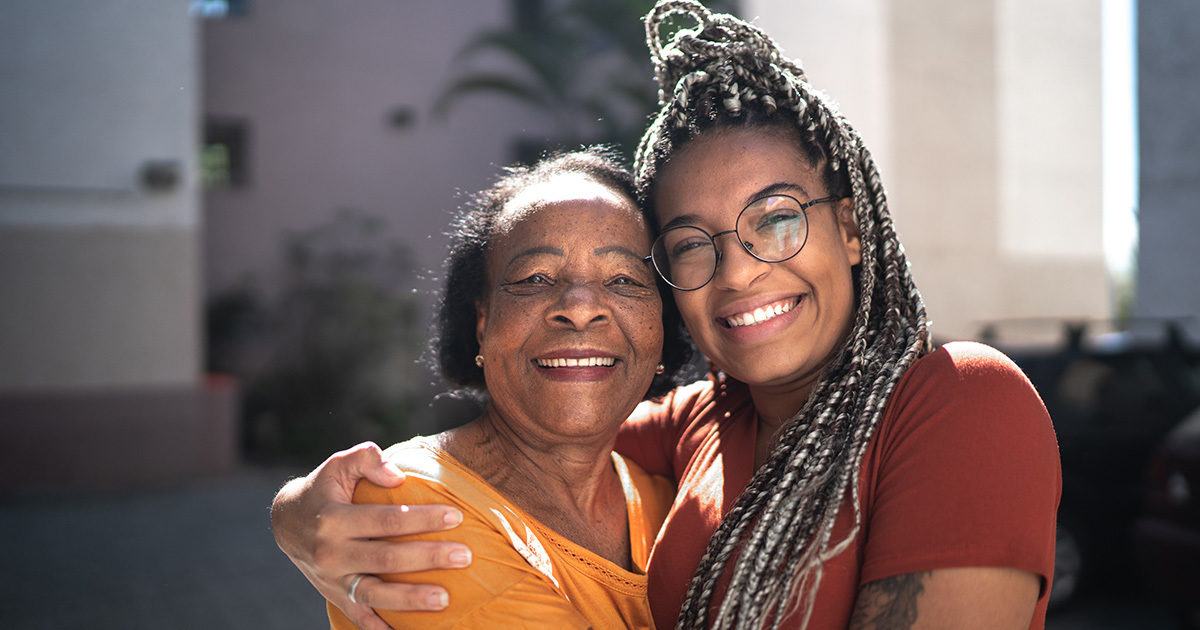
[{"x1": 272, "y1": 2, "x2": 1060, "y2": 628}]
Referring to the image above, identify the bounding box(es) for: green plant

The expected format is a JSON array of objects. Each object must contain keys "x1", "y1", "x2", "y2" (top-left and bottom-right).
[
  {"x1": 206, "y1": 210, "x2": 425, "y2": 463},
  {"x1": 432, "y1": 0, "x2": 737, "y2": 162}
]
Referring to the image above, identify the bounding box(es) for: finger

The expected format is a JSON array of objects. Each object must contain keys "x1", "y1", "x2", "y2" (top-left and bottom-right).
[
  {"x1": 349, "y1": 575, "x2": 450, "y2": 612},
  {"x1": 335, "y1": 539, "x2": 472, "y2": 575},
  {"x1": 320, "y1": 503, "x2": 463, "y2": 541},
  {"x1": 336, "y1": 442, "x2": 407, "y2": 489},
  {"x1": 347, "y1": 607, "x2": 394, "y2": 630},
  {"x1": 318, "y1": 443, "x2": 397, "y2": 496},
  {"x1": 348, "y1": 606, "x2": 394, "y2": 630}
]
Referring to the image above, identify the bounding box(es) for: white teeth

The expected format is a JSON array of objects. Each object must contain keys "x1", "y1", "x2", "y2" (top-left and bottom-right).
[
  {"x1": 724, "y1": 299, "x2": 796, "y2": 328},
  {"x1": 535, "y1": 357, "x2": 616, "y2": 368}
]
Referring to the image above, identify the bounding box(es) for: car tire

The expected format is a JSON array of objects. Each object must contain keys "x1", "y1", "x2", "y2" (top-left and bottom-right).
[{"x1": 1049, "y1": 520, "x2": 1084, "y2": 611}]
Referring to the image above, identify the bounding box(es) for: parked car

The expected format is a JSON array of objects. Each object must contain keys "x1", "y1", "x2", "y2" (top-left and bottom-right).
[
  {"x1": 979, "y1": 319, "x2": 1200, "y2": 610},
  {"x1": 1135, "y1": 406, "x2": 1200, "y2": 628}
]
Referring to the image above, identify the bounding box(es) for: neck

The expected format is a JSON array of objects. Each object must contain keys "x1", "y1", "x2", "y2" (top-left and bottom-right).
[
  {"x1": 746, "y1": 373, "x2": 818, "y2": 470},
  {"x1": 441, "y1": 406, "x2": 631, "y2": 568},
  {"x1": 457, "y1": 408, "x2": 620, "y2": 503}
]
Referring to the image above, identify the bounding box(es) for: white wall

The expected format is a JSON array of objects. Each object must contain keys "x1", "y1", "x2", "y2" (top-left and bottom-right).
[
  {"x1": 202, "y1": 1, "x2": 547, "y2": 298},
  {"x1": 0, "y1": 1, "x2": 201, "y2": 390},
  {"x1": 745, "y1": 0, "x2": 1110, "y2": 341}
]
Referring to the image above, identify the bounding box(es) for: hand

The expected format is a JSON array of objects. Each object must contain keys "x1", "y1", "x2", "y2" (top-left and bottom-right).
[{"x1": 271, "y1": 442, "x2": 472, "y2": 630}]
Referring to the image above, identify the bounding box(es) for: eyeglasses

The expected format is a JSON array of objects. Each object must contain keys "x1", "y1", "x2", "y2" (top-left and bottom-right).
[{"x1": 647, "y1": 194, "x2": 837, "y2": 291}]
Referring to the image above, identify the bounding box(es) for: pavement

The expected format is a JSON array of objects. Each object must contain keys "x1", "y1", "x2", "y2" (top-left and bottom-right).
[
  {"x1": 0, "y1": 467, "x2": 325, "y2": 630},
  {"x1": 0, "y1": 467, "x2": 1183, "y2": 629}
]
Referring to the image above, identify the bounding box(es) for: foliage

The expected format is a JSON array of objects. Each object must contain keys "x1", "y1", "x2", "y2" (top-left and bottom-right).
[
  {"x1": 432, "y1": 0, "x2": 737, "y2": 163},
  {"x1": 206, "y1": 211, "x2": 425, "y2": 464}
]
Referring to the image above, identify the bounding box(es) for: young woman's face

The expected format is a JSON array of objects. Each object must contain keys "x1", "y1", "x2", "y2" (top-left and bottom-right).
[
  {"x1": 653, "y1": 127, "x2": 861, "y2": 389},
  {"x1": 476, "y1": 174, "x2": 664, "y2": 437}
]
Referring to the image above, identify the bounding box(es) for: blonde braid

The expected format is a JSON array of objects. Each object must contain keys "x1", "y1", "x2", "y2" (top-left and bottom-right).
[{"x1": 633, "y1": 2, "x2": 932, "y2": 628}]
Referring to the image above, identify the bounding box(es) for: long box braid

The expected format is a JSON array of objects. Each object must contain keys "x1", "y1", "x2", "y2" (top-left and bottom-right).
[{"x1": 632, "y1": 2, "x2": 932, "y2": 628}]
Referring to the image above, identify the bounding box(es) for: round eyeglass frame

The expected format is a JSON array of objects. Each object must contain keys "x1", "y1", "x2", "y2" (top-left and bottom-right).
[{"x1": 646, "y1": 194, "x2": 838, "y2": 291}]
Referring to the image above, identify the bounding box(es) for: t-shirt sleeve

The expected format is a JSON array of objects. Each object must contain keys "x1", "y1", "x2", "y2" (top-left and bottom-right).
[
  {"x1": 615, "y1": 395, "x2": 679, "y2": 478},
  {"x1": 326, "y1": 478, "x2": 592, "y2": 630},
  {"x1": 616, "y1": 380, "x2": 712, "y2": 479},
  {"x1": 859, "y1": 342, "x2": 1062, "y2": 596}
]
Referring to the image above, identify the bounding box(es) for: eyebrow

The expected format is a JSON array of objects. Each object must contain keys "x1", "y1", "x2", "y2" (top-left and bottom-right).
[
  {"x1": 659, "y1": 181, "x2": 814, "y2": 231},
  {"x1": 593, "y1": 245, "x2": 648, "y2": 262},
  {"x1": 506, "y1": 246, "x2": 563, "y2": 266}
]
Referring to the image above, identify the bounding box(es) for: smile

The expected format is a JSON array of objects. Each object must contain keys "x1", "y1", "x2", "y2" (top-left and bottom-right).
[
  {"x1": 719, "y1": 297, "x2": 801, "y2": 328},
  {"x1": 534, "y1": 357, "x2": 617, "y2": 368}
]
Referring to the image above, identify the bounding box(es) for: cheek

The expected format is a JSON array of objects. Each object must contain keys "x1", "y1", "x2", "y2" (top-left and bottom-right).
[{"x1": 671, "y1": 292, "x2": 708, "y2": 332}]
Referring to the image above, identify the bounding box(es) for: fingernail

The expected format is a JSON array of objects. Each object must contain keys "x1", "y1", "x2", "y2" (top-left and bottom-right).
[
  {"x1": 427, "y1": 589, "x2": 449, "y2": 609},
  {"x1": 443, "y1": 509, "x2": 462, "y2": 527},
  {"x1": 449, "y1": 548, "x2": 472, "y2": 567}
]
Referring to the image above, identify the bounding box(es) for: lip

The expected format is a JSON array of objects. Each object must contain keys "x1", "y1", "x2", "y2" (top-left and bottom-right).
[
  {"x1": 532, "y1": 348, "x2": 621, "y2": 382},
  {"x1": 713, "y1": 294, "x2": 806, "y2": 344}
]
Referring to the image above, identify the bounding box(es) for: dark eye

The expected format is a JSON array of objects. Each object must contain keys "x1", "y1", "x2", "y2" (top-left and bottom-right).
[
  {"x1": 668, "y1": 236, "x2": 714, "y2": 259},
  {"x1": 754, "y1": 209, "x2": 804, "y2": 231},
  {"x1": 500, "y1": 273, "x2": 554, "y2": 294}
]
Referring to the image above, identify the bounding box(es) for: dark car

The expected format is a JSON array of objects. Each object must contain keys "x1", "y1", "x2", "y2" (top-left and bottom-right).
[
  {"x1": 980, "y1": 319, "x2": 1200, "y2": 610},
  {"x1": 1135, "y1": 406, "x2": 1200, "y2": 627}
]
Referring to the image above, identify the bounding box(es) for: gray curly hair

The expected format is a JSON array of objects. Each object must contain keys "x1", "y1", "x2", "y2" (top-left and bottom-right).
[{"x1": 632, "y1": 2, "x2": 932, "y2": 628}]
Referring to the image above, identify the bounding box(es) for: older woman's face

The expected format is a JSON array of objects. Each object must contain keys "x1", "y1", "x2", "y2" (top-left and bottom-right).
[
  {"x1": 476, "y1": 174, "x2": 663, "y2": 439},
  {"x1": 653, "y1": 127, "x2": 861, "y2": 389}
]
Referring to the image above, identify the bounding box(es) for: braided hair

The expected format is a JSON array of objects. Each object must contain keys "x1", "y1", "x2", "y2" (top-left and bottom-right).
[{"x1": 632, "y1": 2, "x2": 932, "y2": 628}]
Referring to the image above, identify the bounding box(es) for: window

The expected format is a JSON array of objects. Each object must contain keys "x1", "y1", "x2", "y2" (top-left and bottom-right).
[
  {"x1": 191, "y1": 0, "x2": 249, "y2": 18},
  {"x1": 202, "y1": 118, "x2": 249, "y2": 189}
]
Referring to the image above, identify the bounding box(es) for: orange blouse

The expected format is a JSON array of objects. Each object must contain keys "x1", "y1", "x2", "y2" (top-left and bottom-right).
[{"x1": 327, "y1": 438, "x2": 674, "y2": 629}]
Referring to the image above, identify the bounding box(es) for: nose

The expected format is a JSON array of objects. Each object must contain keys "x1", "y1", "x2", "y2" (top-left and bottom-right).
[
  {"x1": 548, "y1": 281, "x2": 611, "y2": 329},
  {"x1": 711, "y1": 232, "x2": 770, "y2": 291}
]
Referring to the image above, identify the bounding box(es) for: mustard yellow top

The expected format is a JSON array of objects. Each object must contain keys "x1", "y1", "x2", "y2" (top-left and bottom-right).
[{"x1": 327, "y1": 437, "x2": 675, "y2": 630}]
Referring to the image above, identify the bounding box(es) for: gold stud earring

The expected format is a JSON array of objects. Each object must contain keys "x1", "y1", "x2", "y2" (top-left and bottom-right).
[
  {"x1": 655, "y1": 363, "x2": 665, "y2": 375},
  {"x1": 475, "y1": 355, "x2": 484, "y2": 367}
]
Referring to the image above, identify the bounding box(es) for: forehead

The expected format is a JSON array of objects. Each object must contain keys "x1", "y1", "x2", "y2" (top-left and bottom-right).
[
  {"x1": 494, "y1": 173, "x2": 646, "y2": 238},
  {"x1": 654, "y1": 127, "x2": 823, "y2": 219}
]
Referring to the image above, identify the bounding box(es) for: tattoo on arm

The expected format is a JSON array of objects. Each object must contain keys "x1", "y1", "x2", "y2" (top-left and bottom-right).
[{"x1": 848, "y1": 571, "x2": 932, "y2": 630}]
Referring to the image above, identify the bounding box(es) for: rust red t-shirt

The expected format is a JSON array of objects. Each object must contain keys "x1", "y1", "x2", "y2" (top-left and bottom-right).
[{"x1": 615, "y1": 341, "x2": 1062, "y2": 629}]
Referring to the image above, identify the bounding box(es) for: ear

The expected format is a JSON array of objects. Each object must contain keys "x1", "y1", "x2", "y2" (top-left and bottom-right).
[
  {"x1": 475, "y1": 298, "x2": 489, "y2": 353},
  {"x1": 835, "y1": 198, "x2": 862, "y2": 266}
]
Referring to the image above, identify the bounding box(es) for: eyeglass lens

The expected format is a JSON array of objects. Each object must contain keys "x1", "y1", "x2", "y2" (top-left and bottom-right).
[{"x1": 651, "y1": 195, "x2": 810, "y2": 290}]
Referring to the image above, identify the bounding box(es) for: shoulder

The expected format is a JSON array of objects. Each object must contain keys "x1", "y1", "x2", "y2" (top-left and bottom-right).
[
  {"x1": 353, "y1": 436, "x2": 481, "y2": 508},
  {"x1": 902, "y1": 341, "x2": 1032, "y2": 389},
  {"x1": 629, "y1": 377, "x2": 717, "y2": 424},
  {"x1": 877, "y1": 341, "x2": 1057, "y2": 469},
  {"x1": 888, "y1": 341, "x2": 1047, "y2": 421}
]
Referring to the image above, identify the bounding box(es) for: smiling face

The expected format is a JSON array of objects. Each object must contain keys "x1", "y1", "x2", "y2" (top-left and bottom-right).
[
  {"x1": 475, "y1": 173, "x2": 664, "y2": 440},
  {"x1": 653, "y1": 126, "x2": 862, "y2": 390}
]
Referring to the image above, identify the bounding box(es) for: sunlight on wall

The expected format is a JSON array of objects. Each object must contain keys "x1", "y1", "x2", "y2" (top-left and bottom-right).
[{"x1": 1102, "y1": 0, "x2": 1138, "y2": 278}]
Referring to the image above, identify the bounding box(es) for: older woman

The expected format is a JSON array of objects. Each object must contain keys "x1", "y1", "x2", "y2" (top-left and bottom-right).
[
  {"x1": 319, "y1": 148, "x2": 692, "y2": 629},
  {"x1": 275, "y1": 2, "x2": 1060, "y2": 629}
]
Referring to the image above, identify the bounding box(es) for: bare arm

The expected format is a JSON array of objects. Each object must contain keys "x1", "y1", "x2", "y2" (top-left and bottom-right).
[
  {"x1": 849, "y1": 567, "x2": 1039, "y2": 630},
  {"x1": 271, "y1": 442, "x2": 474, "y2": 630}
]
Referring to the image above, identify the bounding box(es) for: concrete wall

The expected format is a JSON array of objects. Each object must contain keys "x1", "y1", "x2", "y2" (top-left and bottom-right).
[
  {"x1": 1135, "y1": 0, "x2": 1200, "y2": 336},
  {"x1": 0, "y1": 1, "x2": 201, "y2": 390},
  {"x1": 747, "y1": 0, "x2": 1110, "y2": 342},
  {"x1": 203, "y1": 1, "x2": 546, "y2": 299},
  {"x1": 0, "y1": 2, "x2": 233, "y2": 490}
]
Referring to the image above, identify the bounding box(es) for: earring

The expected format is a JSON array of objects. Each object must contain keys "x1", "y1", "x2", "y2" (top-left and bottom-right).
[
  {"x1": 475, "y1": 355, "x2": 484, "y2": 367},
  {"x1": 655, "y1": 363, "x2": 665, "y2": 375}
]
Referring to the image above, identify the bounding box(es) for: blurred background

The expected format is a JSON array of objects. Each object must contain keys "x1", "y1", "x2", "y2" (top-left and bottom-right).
[{"x1": 1, "y1": 0, "x2": 1197, "y2": 628}]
